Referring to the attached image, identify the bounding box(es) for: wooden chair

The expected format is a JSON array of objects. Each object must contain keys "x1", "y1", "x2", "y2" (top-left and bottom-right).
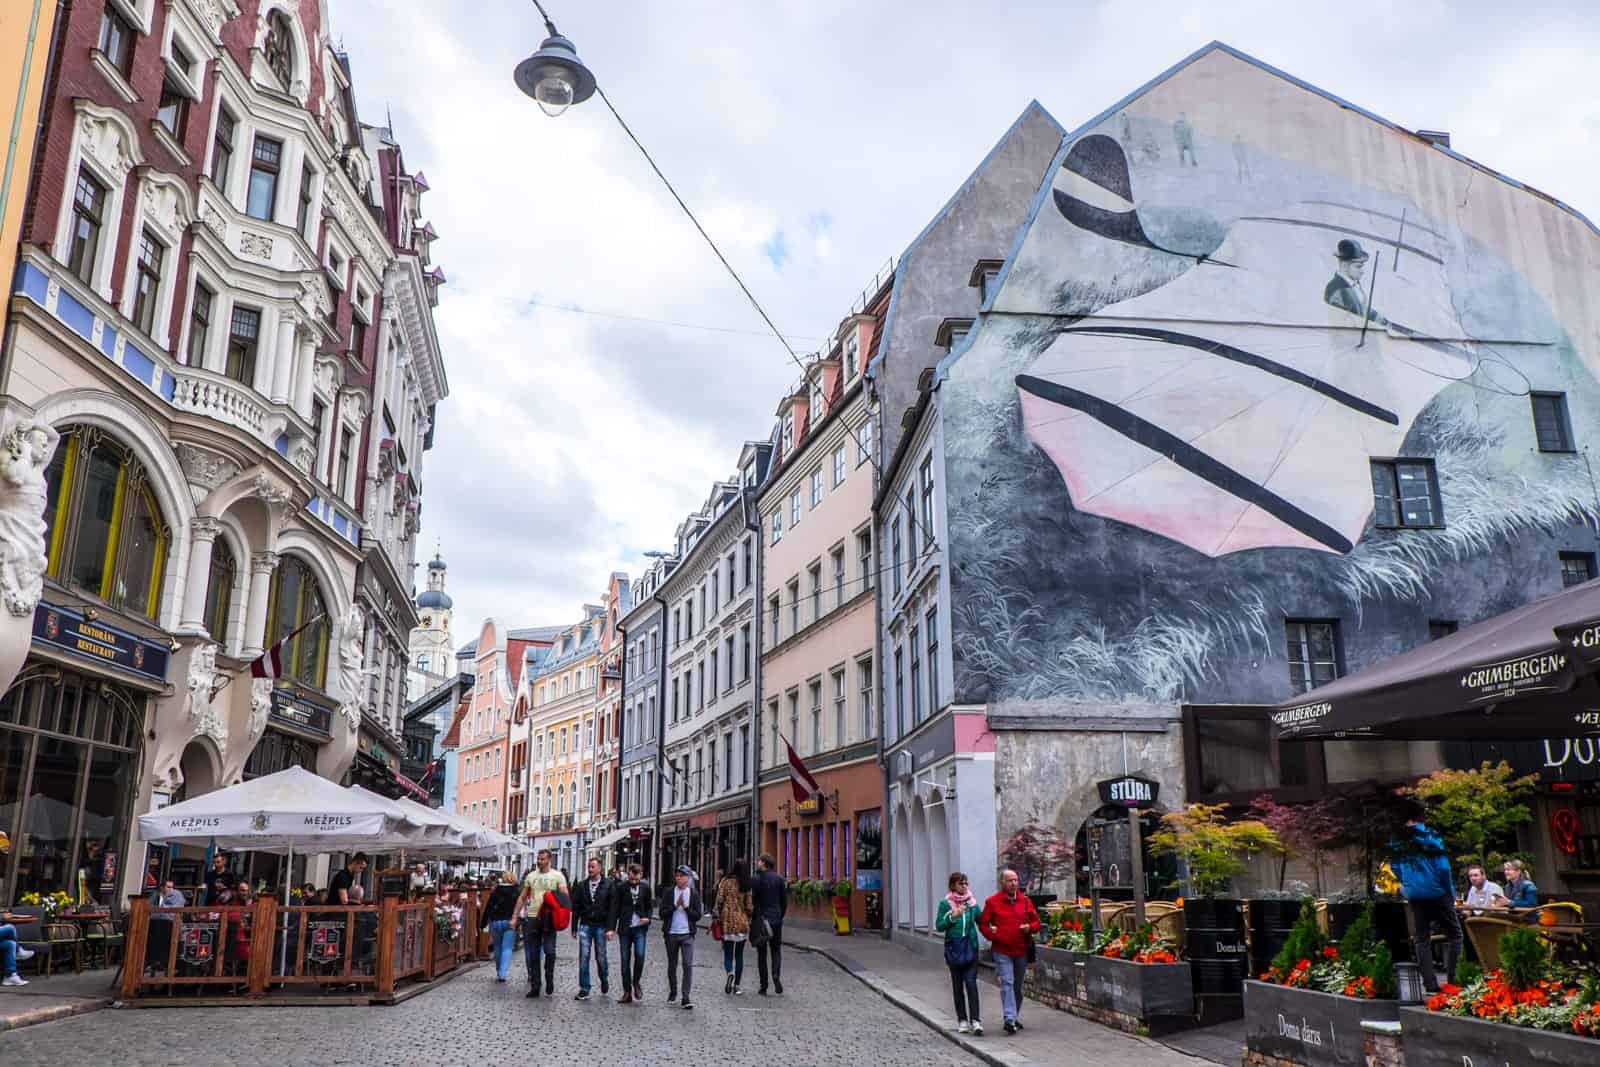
[
  {"x1": 1531, "y1": 902, "x2": 1584, "y2": 925},
  {"x1": 1464, "y1": 916, "x2": 1519, "y2": 972},
  {"x1": 81, "y1": 917, "x2": 124, "y2": 969}
]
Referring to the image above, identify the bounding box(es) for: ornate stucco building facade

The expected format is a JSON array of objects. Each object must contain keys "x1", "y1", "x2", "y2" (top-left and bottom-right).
[{"x1": 0, "y1": 0, "x2": 447, "y2": 904}]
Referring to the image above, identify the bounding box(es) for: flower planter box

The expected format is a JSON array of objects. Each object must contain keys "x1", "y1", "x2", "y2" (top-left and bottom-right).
[
  {"x1": 430, "y1": 937, "x2": 457, "y2": 979},
  {"x1": 1397, "y1": 1006, "x2": 1599, "y2": 1067},
  {"x1": 1084, "y1": 955, "x2": 1196, "y2": 1034},
  {"x1": 1030, "y1": 945, "x2": 1089, "y2": 1005},
  {"x1": 1243, "y1": 980, "x2": 1400, "y2": 1067}
]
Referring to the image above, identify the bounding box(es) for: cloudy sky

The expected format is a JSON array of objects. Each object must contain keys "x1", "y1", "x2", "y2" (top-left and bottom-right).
[{"x1": 332, "y1": 0, "x2": 1600, "y2": 647}]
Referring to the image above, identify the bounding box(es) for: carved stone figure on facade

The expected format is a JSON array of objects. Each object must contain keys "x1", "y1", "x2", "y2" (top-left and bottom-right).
[
  {"x1": 247, "y1": 677, "x2": 273, "y2": 748},
  {"x1": 0, "y1": 423, "x2": 61, "y2": 616},
  {"x1": 338, "y1": 606, "x2": 365, "y2": 732},
  {"x1": 186, "y1": 642, "x2": 218, "y2": 722}
]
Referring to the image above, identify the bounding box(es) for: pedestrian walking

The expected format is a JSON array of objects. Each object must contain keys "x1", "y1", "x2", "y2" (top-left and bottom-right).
[
  {"x1": 479, "y1": 869, "x2": 520, "y2": 982},
  {"x1": 712, "y1": 860, "x2": 754, "y2": 995},
  {"x1": 937, "y1": 871, "x2": 983, "y2": 1035},
  {"x1": 571, "y1": 857, "x2": 615, "y2": 1000},
  {"x1": 658, "y1": 864, "x2": 703, "y2": 1009},
  {"x1": 610, "y1": 863, "x2": 654, "y2": 1003},
  {"x1": 1391, "y1": 811, "x2": 1461, "y2": 992},
  {"x1": 978, "y1": 868, "x2": 1041, "y2": 1035},
  {"x1": 751, "y1": 852, "x2": 787, "y2": 995},
  {"x1": 516, "y1": 848, "x2": 570, "y2": 999}
]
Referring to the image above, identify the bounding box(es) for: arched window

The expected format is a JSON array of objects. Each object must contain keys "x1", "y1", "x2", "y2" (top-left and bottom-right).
[
  {"x1": 556, "y1": 784, "x2": 564, "y2": 815},
  {"x1": 263, "y1": 12, "x2": 294, "y2": 88},
  {"x1": 204, "y1": 536, "x2": 236, "y2": 645},
  {"x1": 266, "y1": 555, "x2": 328, "y2": 688},
  {"x1": 43, "y1": 427, "x2": 170, "y2": 619}
]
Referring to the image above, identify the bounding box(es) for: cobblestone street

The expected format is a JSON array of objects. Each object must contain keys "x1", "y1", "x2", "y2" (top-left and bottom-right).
[{"x1": 1, "y1": 942, "x2": 982, "y2": 1066}]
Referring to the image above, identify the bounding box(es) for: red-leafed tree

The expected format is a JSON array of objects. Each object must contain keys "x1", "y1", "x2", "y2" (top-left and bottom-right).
[
  {"x1": 1248, "y1": 794, "x2": 1348, "y2": 895},
  {"x1": 1000, "y1": 822, "x2": 1076, "y2": 895}
]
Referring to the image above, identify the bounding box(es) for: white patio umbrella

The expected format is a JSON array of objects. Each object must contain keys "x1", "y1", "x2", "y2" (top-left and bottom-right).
[{"x1": 138, "y1": 767, "x2": 430, "y2": 976}]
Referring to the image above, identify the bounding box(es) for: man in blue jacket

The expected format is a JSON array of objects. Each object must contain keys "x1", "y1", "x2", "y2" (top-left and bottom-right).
[{"x1": 1391, "y1": 815, "x2": 1461, "y2": 993}]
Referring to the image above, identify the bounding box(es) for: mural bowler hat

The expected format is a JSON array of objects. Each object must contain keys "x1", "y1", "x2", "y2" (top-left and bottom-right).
[{"x1": 1335, "y1": 238, "x2": 1369, "y2": 261}]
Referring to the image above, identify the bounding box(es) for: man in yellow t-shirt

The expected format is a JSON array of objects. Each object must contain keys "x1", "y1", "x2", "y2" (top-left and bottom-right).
[{"x1": 517, "y1": 849, "x2": 569, "y2": 998}]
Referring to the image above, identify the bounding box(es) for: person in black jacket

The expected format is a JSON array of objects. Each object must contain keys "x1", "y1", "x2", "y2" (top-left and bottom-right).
[
  {"x1": 751, "y1": 852, "x2": 788, "y2": 994},
  {"x1": 610, "y1": 863, "x2": 654, "y2": 1003},
  {"x1": 570, "y1": 857, "x2": 615, "y2": 1000},
  {"x1": 657, "y1": 864, "x2": 703, "y2": 1009},
  {"x1": 478, "y1": 870, "x2": 521, "y2": 982}
]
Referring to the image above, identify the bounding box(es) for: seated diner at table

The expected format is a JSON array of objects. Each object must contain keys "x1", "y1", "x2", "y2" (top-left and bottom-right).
[
  {"x1": 1462, "y1": 863, "x2": 1503, "y2": 912},
  {"x1": 0, "y1": 910, "x2": 37, "y2": 987},
  {"x1": 1498, "y1": 859, "x2": 1538, "y2": 910}
]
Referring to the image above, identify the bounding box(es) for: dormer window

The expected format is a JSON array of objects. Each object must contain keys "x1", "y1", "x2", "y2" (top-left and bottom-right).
[
  {"x1": 808, "y1": 383, "x2": 822, "y2": 427},
  {"x1": 934, "y1": 318, "x2": 974, "y2": 354},
  {"x1": 969, "y1": 259, "x2": 1004, "y2": 304},
  {"x1": 264, "y1": 13, "x2": 294, "y2": 88},
  {"x1": 844, "y1": 332, "x2": 859, "y2": 381}
]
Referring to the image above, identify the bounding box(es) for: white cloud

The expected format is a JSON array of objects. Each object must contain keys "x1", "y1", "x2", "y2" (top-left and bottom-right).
[{"x1": 334, "y1": 0, "x2": 1600, "y2": 641}]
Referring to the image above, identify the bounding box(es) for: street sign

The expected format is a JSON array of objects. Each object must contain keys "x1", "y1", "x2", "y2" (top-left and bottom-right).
[{"x1": 1097, "y1": 775, "x2": 1159, "y2": 809}]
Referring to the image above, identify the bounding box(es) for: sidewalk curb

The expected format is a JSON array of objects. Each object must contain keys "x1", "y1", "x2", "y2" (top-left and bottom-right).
[
  {"x1": 0, "y1": 996, "x2": 112, "y2": 1032},
  {"x1": 789, "y1": 939, "x2": 1032, "y2": 1067}
]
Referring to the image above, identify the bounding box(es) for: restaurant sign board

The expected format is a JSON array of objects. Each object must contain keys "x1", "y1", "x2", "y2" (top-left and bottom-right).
[
  {"x1": 32, "y1": 599, "x2": 170, "y2": 681},
  {"x1": 1097, "y1": 775, "x2": 1159, "y2": 809}
]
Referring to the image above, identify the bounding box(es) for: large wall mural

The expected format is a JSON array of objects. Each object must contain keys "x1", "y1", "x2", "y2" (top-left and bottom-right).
[{"x1": 945, "y1": 46, "x2": 1600, "y2": 708}]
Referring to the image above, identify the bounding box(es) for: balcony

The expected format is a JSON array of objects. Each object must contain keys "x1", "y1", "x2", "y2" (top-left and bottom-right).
[{"x1": 12, "y1": 251, "x2": 320, "y2": 474}]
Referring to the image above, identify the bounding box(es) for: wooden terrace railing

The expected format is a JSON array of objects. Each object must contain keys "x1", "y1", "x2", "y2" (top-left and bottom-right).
[{"x1": 120, "y1": 890, "x2": 487, "y2": 1000}]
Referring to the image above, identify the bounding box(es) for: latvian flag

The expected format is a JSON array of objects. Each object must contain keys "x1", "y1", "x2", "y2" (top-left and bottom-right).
[
  {"x1": 784, "y1": 735, "x2": 820, "y2": 803},
  {"x1": 249, "y1": 615, "x2": 324, "y2": 680}
]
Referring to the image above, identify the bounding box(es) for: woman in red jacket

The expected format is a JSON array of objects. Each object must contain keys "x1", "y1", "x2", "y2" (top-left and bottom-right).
[{"x1": 978, "y1": 869, "x2": 1041, "y2": 1035}]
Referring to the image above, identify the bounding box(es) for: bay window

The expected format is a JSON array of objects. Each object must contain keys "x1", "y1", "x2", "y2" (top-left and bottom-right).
[{"x1": 246, "y1": 136, "x2": 281, "y2": 221}]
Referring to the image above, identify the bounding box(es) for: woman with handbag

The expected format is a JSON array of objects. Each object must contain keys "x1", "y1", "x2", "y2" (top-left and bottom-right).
[
  {"x1": 936, "y1": 871, "x2": 983, "y2": 1035},
  {"x1": 712, "y1": 859, "x2": 754, "y2": 995}
]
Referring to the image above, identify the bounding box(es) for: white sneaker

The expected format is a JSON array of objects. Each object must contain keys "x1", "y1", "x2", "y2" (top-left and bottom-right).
[
  {"x1": 3, "y1": 974, "x2": 27, "y2": 986},
  {"x1": 971, "y1": 1022, "x2": 984, "y2": 1036},
  {"x1": 958, "y1": 1021, "x2": 970, "y2": 1033},
  {"x1": 14, "y1": 947, "x2": 33, "y2": 960}
]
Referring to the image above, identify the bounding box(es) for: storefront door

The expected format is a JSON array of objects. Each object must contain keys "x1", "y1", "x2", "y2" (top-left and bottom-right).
[{"x1": 0, "y1": 664, "x2": 143, "y2": 908}]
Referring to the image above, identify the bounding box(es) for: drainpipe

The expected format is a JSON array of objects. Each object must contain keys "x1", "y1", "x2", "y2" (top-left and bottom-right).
[
  {"x1": 745, "y1": 498, "x2": 763, "y2": 871},
  {"x1": 869, "y1": 383, "x2": 893, "y2": 938},
  {"x1": 613, "y1": 624, "x2": 626, "y2": 836},
  {"x1": 651, "y1": 594, "x2": 669, "y2": 884}
]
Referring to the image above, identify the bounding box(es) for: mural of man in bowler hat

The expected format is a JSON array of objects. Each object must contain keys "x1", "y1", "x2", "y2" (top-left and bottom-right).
[{"x1": 1324, "y1": 238, "x2": 1389, "y2": 326}]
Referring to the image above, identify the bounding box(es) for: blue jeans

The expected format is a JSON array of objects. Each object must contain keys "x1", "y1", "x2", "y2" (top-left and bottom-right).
[
  {"x1": 0, "y1": 924, "x2": 16, "y2": 977},
  {"x1": 488, "y1": 919, "x2": 515, "y2": 980},
  {"x1": 523, "y1": 921, "x2": 556, "y2": 992},
  {"x1": 994, "y1": 952, "x2": 1027, "y2": 1024},
  {"x1": 577, "y1": 923, "x2": 610, "y2": 993},
  {"x1": 619, "y1": 926, "x2": 647, "y2": 991}
]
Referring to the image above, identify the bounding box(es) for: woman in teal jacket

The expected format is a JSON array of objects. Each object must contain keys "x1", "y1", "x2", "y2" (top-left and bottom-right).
[{"x1": 936, "y1": 871, "x2": 983, "y2": 1035}]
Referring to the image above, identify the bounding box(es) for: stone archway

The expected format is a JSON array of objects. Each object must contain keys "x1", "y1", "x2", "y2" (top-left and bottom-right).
[
  {"x1": 892, "y1": 803, "x2": 911, "y2": 929},
  {"x1": 910, "y1": 798, "x2": 931, "y2": 931},
  {"x1": 176, "y1": 737, "x2": 222, "y2": 802}
]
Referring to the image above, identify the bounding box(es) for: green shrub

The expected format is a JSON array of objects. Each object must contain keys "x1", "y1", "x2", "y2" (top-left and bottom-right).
[
  {"x1": 1499, "y1": 927, "x2": 1548, "y2": 991},
  {"x1": 1270, "y1": 901, "x2": 1326, "y2": 974},
  {"x1": 1454, "y1": 959, "x2": 1483, "y2": 987},
  {"x1": 1337, "y1": 902, "x2": 1395, "y2": 999}
]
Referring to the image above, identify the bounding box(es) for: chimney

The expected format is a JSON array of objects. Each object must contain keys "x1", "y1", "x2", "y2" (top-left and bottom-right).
[{"x1": 1416, "y1": 130, "x2": 1451, "y2": 149}]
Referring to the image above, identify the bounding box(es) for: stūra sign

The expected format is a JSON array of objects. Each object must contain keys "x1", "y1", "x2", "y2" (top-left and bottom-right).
[{"x1": 1098, "y1": 775, "x2": 1159, "y2": 810}]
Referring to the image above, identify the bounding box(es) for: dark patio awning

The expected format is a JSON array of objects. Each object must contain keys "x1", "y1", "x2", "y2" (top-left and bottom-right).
[{"x1": 1271, "y1": 578, "x2": 1600, "y2": 741}]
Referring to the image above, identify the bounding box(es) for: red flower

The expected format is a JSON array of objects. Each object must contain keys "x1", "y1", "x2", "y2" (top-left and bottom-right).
[{"x1": 1321, "y1": 946, "x2": 1338, "y2": 959}]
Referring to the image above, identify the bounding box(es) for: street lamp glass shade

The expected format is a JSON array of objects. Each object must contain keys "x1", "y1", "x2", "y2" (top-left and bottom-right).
[
  {"x1": 534, "y1": 73, "x2": 575, "y2": 116},
  {"x1": 514, "y1": 34, "x2": 596, "y2": 117}
]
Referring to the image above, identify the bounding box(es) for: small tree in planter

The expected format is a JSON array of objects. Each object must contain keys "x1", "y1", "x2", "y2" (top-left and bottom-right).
[
  {"x1": 1000, "y1": 821, "x2": 1075, "y2": 906},
  {"x1": 1402, "y1": 761, "x2": 1539, "y2": 875},
  {"x1": 1150, "y1": 803, "x2": 1282, "y2": 899}
]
